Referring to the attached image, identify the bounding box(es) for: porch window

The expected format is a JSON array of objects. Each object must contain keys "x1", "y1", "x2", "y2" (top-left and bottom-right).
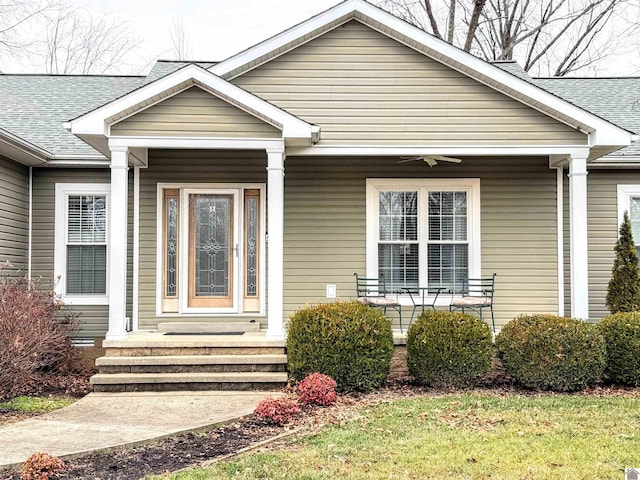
[
  {"x1": 367, "y1": 179, "x2": 480, "y2": 293},
  {"x1": 54, "y1": 183, "x2": 110, "y2": 304}
]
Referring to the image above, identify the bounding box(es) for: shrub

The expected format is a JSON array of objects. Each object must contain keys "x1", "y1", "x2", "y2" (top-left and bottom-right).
[
  {"x1": 297, "y1": 373, "x2": 338, "y2": 406},
  {"x1": 286, "y1": 302, "x2": 394, "y2": 392},
  {"x1": 0, "y1": 273, "x2": 79, "y2": 400},
  {"x1": 254, "y1": 396, "x2": 300, "y2": 425},
  {"x1": 20, "y1": 452, "x2": 66, "y2": 480},
  {"x1": 406, "y1": 310, "x2": 493, "y2": 388},
  {"x1": 598, "y1": 312, "x2": 640, "y2": 386},
  {"x1": 607, "y1": 211, "x2": 640, "y2": 313},
  {"x1": 496, "y1": 314, "x2": 605, "y2": 392}
]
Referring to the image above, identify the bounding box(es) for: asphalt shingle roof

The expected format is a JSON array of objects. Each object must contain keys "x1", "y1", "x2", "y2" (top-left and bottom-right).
[
  {"x1": 1, "y1": 59, "x2": 639, "y2": 159},
  {"x1": 0, "y1": 74, "x2": 145, "y2": 156}
]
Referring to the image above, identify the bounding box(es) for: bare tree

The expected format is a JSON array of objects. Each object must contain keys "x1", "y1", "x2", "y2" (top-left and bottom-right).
[
  {"x1": 0, "y1": 0, "x2": 58, "y2": 69},
  {"x1": 376, "y1": 0, "x2": 639, "y2": 76},
  {"x1": 41, "y1": 4, "x2": 140, "y2": 74},
  {"x1": 169, "y1": 16, "x2": 192, "y2": 61}
]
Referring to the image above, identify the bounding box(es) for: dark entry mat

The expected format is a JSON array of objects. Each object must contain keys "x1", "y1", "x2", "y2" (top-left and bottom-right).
[{"x1": 163, "y1": 332, "x2": 245, "y2": 336}]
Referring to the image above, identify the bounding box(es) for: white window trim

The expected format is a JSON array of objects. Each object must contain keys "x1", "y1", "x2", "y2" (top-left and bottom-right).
[
  {"x1": 54, "y1": 183, "x2": 110, "y2": 305},
  {"x1": 617, "y1": 185, "x2": 640, "y2": 225},
  {"x1": 155, "y1": 183, "x2": 267, "y2": 317},
  {"x1": 366, "y1": 178, "x2": 481, "y2": 305}
]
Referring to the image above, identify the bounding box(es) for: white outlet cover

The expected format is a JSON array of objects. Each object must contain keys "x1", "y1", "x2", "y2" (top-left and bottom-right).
[{"x1": 326, "y1": 284, "x2": 337, "y2": 298}]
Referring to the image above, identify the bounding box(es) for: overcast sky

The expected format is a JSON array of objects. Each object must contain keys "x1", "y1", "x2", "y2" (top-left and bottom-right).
[
  {"x1": 90, "y1": 0, "x2": 343, "y2": 73},
  {"x1": 5, "y1": 0, "x2": 640, "y2": 76}
]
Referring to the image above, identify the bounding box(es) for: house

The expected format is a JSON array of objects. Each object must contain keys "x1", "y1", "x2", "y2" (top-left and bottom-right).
[{"x1": 0, "y1": 0, "x2": 639, "y2": 388}]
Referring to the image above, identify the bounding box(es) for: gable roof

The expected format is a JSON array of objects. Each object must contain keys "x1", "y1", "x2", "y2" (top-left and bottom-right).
[
  {"x1": 0, "y1": 1, "x2": 636, "y2": 163},
  {"x1": 0, "y1": 74, "x2": 145, "y2": 160},
  {"x1": 67, "y1": 64, "x2": 319, "y2": 150},
  {"x1": 211, "y1": 0, "x2": 631, "y2": 149}
]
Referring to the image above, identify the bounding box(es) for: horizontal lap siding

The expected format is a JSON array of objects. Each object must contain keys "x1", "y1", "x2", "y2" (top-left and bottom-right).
[
  {"x1": 586, "y1": 170, "x2": 640, "y2": 321},
  {"x1": 283, "y1": 157, "x2": 558, "y2": 328},
  {"x1": 111, "y1": 87, "x2": 281, "y2": 138},
  {"x1": 31, "y1": 168, "x2": 134, "y2": 338},
  {"x1": 0, "y1": 157, "x2": 28, "y2": 276},
  {"x1": 138, "y1": 150, "x2": 268, "y2": 330},
  {"x1": 233, "y1": 21, "x2": 586, "y2": 147}
]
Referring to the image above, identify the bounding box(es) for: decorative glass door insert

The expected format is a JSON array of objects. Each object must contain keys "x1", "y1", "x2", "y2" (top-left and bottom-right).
[{"x1": 188, "y1": 193, "x2": 234, "y2": 308}]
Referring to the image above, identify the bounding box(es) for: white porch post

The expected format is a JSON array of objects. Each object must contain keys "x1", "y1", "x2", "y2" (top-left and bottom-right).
[
  {"x1": 568, "y1": 152, "x2": 589, "y2": 320},
  {"x1": 106, "y1": 146, "x2": 129, "y2": 340},
  {"x1": 266, "y1": 148, "x2": 285, "y2": 340}
]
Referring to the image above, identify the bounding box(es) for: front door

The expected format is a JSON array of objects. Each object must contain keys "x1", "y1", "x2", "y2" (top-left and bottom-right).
[{"x1": 185, "y1": 189, "x2": 239, "y2": 310}]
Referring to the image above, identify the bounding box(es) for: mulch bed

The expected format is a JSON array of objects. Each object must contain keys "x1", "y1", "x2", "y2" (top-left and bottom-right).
[{"x1": 2, "y1": 367, "x2": 640, "y2": 480}]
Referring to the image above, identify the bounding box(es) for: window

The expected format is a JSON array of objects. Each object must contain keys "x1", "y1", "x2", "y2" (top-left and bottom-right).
[
  {"x1": 55, "y1": 184, "x2": 110, "y2": 304},
  {"x1": 367, "y1": 179, "x2": 480, "y2": 293},
  {"x1": 617, "y1": 185, "x2": 640, "y2": 257}
]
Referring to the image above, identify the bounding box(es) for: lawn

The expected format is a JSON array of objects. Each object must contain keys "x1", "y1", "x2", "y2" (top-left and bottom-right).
[
  {"x1": 0, "y1": 395, "x2": 75, "y2": 414},
  {"x1": 156, "y1": 392, "x2": 640, "y2": 480}
]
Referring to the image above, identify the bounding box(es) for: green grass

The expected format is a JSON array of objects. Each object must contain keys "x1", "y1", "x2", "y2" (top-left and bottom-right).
[
  {"x1": 153, "y1": 393, "x2": 640, "y2": 480},
  {"x1": 0, "y1": 395, "x2": 75, "y2": 414}
]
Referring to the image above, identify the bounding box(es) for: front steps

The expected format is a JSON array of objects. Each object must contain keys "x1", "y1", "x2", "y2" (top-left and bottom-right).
[{"x1": 91, "y1": 326, "x2": 288, "y2": 392}]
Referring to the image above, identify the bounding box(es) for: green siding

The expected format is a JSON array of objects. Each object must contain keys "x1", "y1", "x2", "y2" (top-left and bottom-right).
[
  {"x1": 138, "y1": 153, "x2": 558, "y2": 331},
  {"x1": 111, "y1": 86, "x2": 281, "y2": 138},
  {"x1": 0, "y1": 156, "x2": 28, "y2": 276},
  {"x1": 233, "y1": 21, "x2": 587, "y2": 147},
  {"x1": 137, "y1": 149, "x2": 268, "y2": 330},
  {"x1": 283, "y1": 156, "x2": 558, "y2": 328},
  {"x1": 585, "y1": 170, "x2": 640, "y2": 321},
  {"x1": 31, "y1": 168, "x2": 134, "y2": 338}
]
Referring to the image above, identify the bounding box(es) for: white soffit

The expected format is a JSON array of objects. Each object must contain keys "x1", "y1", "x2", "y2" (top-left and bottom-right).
[{"x1": 211, "y1": 0, "x2": 631, "y2": 149}]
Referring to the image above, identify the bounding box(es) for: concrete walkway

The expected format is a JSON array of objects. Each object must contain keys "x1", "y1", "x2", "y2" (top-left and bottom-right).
[{"x1": 0, "y1": 391, "x2": 277, "y2": 468}]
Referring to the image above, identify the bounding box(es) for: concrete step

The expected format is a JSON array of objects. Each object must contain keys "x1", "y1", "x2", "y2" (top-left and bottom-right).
[
  {"x1": 96, "y1": 354, "x2": 288, "y2": 374},
  {"x1": 104, "y1": 346, "x2": 285, "y2": 357},
  {"x1": 90, "y1": 372, "x2": 288, "y2": 392}
]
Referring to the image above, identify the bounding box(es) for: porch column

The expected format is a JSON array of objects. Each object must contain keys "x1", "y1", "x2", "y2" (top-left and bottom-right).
[
  {"x1": 266, "y1": 148, "x2": 285, "y2": 340},
  {"x1": 106, "y1": 146, "x2": 129, "y2": 340},
  {"x1": 568, "y1": 152, "x2": 589, "y2": 320}
]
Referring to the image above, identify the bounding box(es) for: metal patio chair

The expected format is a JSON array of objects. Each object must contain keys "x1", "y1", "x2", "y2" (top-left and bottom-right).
[
  {"x1": 354, "y1": 273, "x2": 404, "y2": 332},
  {"x1": 449, "y1": 273, "x2": 497, "y2": 332}
]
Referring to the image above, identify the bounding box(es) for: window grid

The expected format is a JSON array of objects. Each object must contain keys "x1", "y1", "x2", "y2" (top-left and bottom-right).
[
  {"x1": 375, "y1": 187, "x2": 470, "y2": 292},
  {"x1": 66, "y1": 194, "x2": 107, "y2": 295}
]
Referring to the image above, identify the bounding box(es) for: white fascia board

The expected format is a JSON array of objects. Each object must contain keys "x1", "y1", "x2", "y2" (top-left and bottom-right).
[
  {"x1": 212, "y1": 0, "x2": 630, "y2": 148},
  {"x1": 211, "y1": 0, "x2": 357, "y2": 77},
  {"x1": 70, "y1": 64, "x2": 315, "y2": 141},
  {"x1": 286, "y1": 145, "x2": 591, "y2": 157},
  {"x1": 109, "y1": 136, "x2": 285, "y2": 151}
]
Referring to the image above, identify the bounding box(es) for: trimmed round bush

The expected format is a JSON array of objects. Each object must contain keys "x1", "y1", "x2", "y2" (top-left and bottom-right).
[
  {"x1": 286, "y1": 302, "x2": 394, "y2": 392},
  {"x1": 496, "y1": 314, "x2": 605, "y2": 392},
  {"x1": 406, "y1": 310, "x2": 493, "y2": 388},
  {"x1": 297, "y1": 372, "x2": 338, "y2": 406},
  {"x1": 598, "y1": 312, "x2": 640, "y2": 386},
  {"x1": 254, "y1": 396, "x2": 300, "y2": 425}
]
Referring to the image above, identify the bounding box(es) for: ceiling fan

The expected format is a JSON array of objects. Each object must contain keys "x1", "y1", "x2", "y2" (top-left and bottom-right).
[{"x1": 397, "y1": 155, "x2": 462, "y2": 167}]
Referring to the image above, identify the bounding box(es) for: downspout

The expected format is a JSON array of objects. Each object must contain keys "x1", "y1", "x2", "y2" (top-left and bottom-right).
[
  {"x1": 557, "y1": 167, "x2": 564, "y2": 316},
  {"x1": 28, "y1": 166, "x2": 33, "y2": 280}
]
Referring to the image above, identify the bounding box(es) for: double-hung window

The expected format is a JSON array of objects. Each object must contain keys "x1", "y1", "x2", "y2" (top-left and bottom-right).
[
  {"x1": 55, "y1": 184, "x2": 110, "y2": 305},
  {"x1": 617, "y1": 185, "x2": 640, "y2": 257},
  {"x1": 367, "y1": 179, "x2": 480, "y2": 293}
]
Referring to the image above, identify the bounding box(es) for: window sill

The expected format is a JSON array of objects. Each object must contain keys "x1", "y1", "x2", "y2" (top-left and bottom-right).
[{"x1": 61, "y1": 295, "x2": 109, "y2": 306}]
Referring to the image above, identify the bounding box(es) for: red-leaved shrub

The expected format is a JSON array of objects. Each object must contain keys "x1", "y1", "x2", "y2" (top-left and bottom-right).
[
  {"x1": 0, "y1": 271, "x2": 79, "y2": 400},
  {"x1": 297, "y1": 372, "x2": 338, "y2": 406},
  {"x1": 20, "y1": 452, "x2": 66, "y2": 480},
  {"x1": 254, "y1": 396, "x2": 300, "y2": 425}
]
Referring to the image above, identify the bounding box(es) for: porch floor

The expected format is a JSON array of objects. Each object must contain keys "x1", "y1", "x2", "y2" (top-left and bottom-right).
[{"x1": 102, "y1": 330, "x2": 409, "y2": 348}]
